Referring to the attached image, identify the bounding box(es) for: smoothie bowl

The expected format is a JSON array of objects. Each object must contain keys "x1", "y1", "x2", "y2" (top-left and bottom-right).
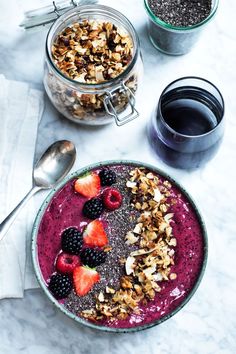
[{"x1": 32, "y1": 160, "x2": 207, "y2": 332}]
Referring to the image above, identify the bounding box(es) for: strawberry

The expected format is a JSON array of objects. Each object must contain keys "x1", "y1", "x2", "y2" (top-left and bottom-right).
[
  {"x1": 74, "y1": 172, "x2": 101, "y2": 198},
  {"x1": 73, "y1": 266, "x2": 100, "y2": 296},
  {"x1": 83, "y1": 220, "x2": 108, "y2": 247},
  {"x1": 56, "y1": 253, "x2": 81, "y2": 274}
]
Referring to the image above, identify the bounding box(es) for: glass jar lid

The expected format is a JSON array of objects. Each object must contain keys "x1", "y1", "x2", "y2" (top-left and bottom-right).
[{"x1": 20, "y1": 0, "x2": 98, "y2": 30}]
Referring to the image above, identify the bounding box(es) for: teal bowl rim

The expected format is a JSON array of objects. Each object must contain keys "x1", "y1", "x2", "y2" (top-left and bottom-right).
[
  {"x1": 144, "y1": 0, "x2": 219, "y2": 32},
  {"x1": 31, "y1": 159, "x2": 208, "y2": 333}
]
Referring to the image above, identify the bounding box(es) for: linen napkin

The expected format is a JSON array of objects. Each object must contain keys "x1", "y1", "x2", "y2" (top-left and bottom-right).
[{"x1": 0, "y1": 75, "x2": 44, "y2": 299}]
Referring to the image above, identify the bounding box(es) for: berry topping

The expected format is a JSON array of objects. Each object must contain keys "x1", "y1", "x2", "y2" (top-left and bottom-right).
[
  {"x1": 74, "y1": 172, "x2": 101, "y2": 198},
  {"x1": 73, "y1": 266, "x2": 100, "y2": 296},
  {"x1": 80, "y1": 248, "x2": 107, "y2": 268},
  {"x1": 83, "y1": 220, "x2": 108, "y2": 247},
  {"x1": 103, "y1": 188, "x2": 122, "y2": 211},
  {"x1": 83, "y1": 198, "x2": 104, "y2": 219},
  {"x1": 99, "y1": 169, "x2": 116, "y2": 186},
  {"x1": 48, "y1": 273, "x2": 72, "y2": 299},
  {"x1": 56, "y1": 253, "x2": 81, "y2": 274},
  {"x1": 61, "y1": 227, "x2": 83, "y2": 255}
]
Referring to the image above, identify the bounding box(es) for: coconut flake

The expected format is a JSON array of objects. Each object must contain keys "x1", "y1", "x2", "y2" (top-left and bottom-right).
[
  {"x1": 153, "y1": 188, "x2": 163, "y2": 203},
  {"x1": 125, "y1": 231, "x2": 139, "y2": 245},
  {"x1": 133, "y1": 223, "x2": 142, "y2": 234},
  {"x1": 125, "y1": 256, "x2": 136, "y2": 275},
  {"x1": 126, "y1": 181, "x2": 137, "y2": 188},
  {"x1": 164, "y1": 213, "x2": 174, "y2": 222},
  {"x1": 143, "y1": 265, "x2": 156, "y2": 279}
]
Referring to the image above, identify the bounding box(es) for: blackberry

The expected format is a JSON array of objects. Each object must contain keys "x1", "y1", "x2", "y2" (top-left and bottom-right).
[
  {"x1": 83, "y1": 198, "x2": 104, "y2": 219},
  {"x1": 99, "y1": 169, "x2": 116, "y2": 186},
  {"x1": 61, "y1": 227, "x2": 83, "y2": 254},
  {"x1": 48, "y1": 273, "x2": 72, "y2": 299},
  {"x1": 80, "y1": 248, "x2": 107, "y2": 268}
]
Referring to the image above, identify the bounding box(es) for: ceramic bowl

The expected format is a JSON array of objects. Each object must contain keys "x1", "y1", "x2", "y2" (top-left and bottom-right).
[{"x1": 32, "y1": 160, "x2": 208, "y2": 332}]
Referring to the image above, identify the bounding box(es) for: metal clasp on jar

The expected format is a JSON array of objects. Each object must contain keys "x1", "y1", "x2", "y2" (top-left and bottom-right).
[{"x1": 103, "y1": 82, "x2": 139, "y2": 126}]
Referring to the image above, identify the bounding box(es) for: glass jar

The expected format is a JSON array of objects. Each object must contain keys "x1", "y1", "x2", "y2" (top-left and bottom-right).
[
  {"x1": 44, "y1": 4, "x2": 143, "y2": 126},
  {"x1": 144, "y1": 0, "x2": 219, "y2": 56}
]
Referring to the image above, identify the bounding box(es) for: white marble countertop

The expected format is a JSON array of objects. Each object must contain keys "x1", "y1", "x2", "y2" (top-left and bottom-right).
[{"x1": 0, "y1": 0, "x2": 236, "y2": 353}]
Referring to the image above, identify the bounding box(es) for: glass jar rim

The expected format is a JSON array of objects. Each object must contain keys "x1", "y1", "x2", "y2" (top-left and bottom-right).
[
  {"x1": 158, "y1": 76, "x2": 225, "y2": 139},
  {"x1": 144, "y1": 0, "x2": 219, "y2": 32},
  {"x1": 46, "y1": 4, "x2": 140, "y2": 90}
]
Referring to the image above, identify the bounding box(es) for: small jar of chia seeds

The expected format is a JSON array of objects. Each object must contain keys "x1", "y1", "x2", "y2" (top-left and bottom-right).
[
  {"x1": 42, "y1": 4, "x2": 143, "y2": 126},
  {"x1": 144, "y1": 0, "x2": 219, "y2": 55}
]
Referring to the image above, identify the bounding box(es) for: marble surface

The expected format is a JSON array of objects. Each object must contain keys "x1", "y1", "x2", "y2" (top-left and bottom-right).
[{"x1": 0, "y1": 0, "x2": 236, "y2": 353}]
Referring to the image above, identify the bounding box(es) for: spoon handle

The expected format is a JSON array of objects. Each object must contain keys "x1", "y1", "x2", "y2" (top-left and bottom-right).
[{"x1": 0, "y1": 185, "x2": 42, "y2": 242}]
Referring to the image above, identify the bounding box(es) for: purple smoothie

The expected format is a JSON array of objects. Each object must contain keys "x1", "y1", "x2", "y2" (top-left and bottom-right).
[{"x1": 36, "y1": 163, "x2": 206, "y2": 329}]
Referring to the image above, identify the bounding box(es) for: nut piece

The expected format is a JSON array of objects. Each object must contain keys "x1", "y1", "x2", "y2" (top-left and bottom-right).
[
  {"x1": 169, "y1": 273, "x2": 177, "y2": 280},
  {"x1": 120, "y1": 276, "x2": 133, "y2": 289}
]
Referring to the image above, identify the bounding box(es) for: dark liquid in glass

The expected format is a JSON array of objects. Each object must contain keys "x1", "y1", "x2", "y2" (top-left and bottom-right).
[{"x1": 148, "y1": 87, "x2": 224, "y2": 169}]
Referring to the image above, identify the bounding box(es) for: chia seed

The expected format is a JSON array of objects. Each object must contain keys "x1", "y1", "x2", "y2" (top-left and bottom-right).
[
  {"x1": 65, "y1": 166, "x2": 140, "y2": 316},
  {"x1": 148, "y1": 0, "x2": 212, "y2": 27}
]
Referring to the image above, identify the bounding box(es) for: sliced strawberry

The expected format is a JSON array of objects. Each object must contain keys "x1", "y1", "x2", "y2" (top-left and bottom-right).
[
  {"x1": 73, "y1": 266, "x2": 100, "y2": 296},
  {"x1": 83, "y1": 220, "x2": 108, "y2": 247},
  {"x1": 74, "y1": 172, "x2": 101, "y2": 198},
  {"x1": 56, "y1": 253, "x2": 81, "y2": 274}
]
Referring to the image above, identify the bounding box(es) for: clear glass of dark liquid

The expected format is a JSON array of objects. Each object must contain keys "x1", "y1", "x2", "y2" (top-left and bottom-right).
[{"x1": 147, "y1": 77, "x2": 225, "y2": 170}]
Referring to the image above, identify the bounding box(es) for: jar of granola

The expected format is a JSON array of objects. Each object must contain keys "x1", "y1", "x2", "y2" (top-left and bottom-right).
[{"x1": 44, "y1": 4, "x2": 143, "y2": 126}]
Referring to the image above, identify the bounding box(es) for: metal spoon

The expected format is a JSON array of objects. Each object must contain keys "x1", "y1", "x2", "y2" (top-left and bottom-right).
[{"x1": 0, "y1": 140, "x2": 76, "y2": 242}]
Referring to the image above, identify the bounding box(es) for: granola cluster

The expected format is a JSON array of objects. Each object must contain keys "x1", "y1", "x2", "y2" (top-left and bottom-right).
[
  {"x1": 81, "y1": 168, "x2": 177, "y2": 322},
  {"x1": 46, "y1": 20, "x2": 139, "y2": 124},
  {"x1": 52, "y1": 20, "x2": 133, "y2": 84}
]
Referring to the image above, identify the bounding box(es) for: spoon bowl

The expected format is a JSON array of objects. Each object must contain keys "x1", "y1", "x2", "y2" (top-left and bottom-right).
[{"x1": 33, "y1": 140, "x2": 76, "y2": 188}]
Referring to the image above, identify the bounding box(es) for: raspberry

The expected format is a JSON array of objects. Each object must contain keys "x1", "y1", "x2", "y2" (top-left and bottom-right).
[
  {"x1": 61, "y1": 227, "x2": 83, "y2": 255},
  {"x1": 103, "y1": 188, "x2": 122, "y2": 211},
  {"x1": 99, "y1": 169, "x2": 116, "y2": 186},
  {"x1": 83, "y1": 198, "x2": 104, "y2": 219},
  {"x1": 80, "y1": 248, "x2": 107, "y2": 268},
  {"x1": 56, "y1": 253, "x2": 80, "y2": 274},
  {"x1": 48, "y1": 273, "x2": 72, "y2": 299}
]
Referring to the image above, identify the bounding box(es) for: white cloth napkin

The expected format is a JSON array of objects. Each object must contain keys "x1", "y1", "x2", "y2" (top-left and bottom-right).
[{"x1": 0, "y1": 75, "x2": 44, "y2": 299}]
